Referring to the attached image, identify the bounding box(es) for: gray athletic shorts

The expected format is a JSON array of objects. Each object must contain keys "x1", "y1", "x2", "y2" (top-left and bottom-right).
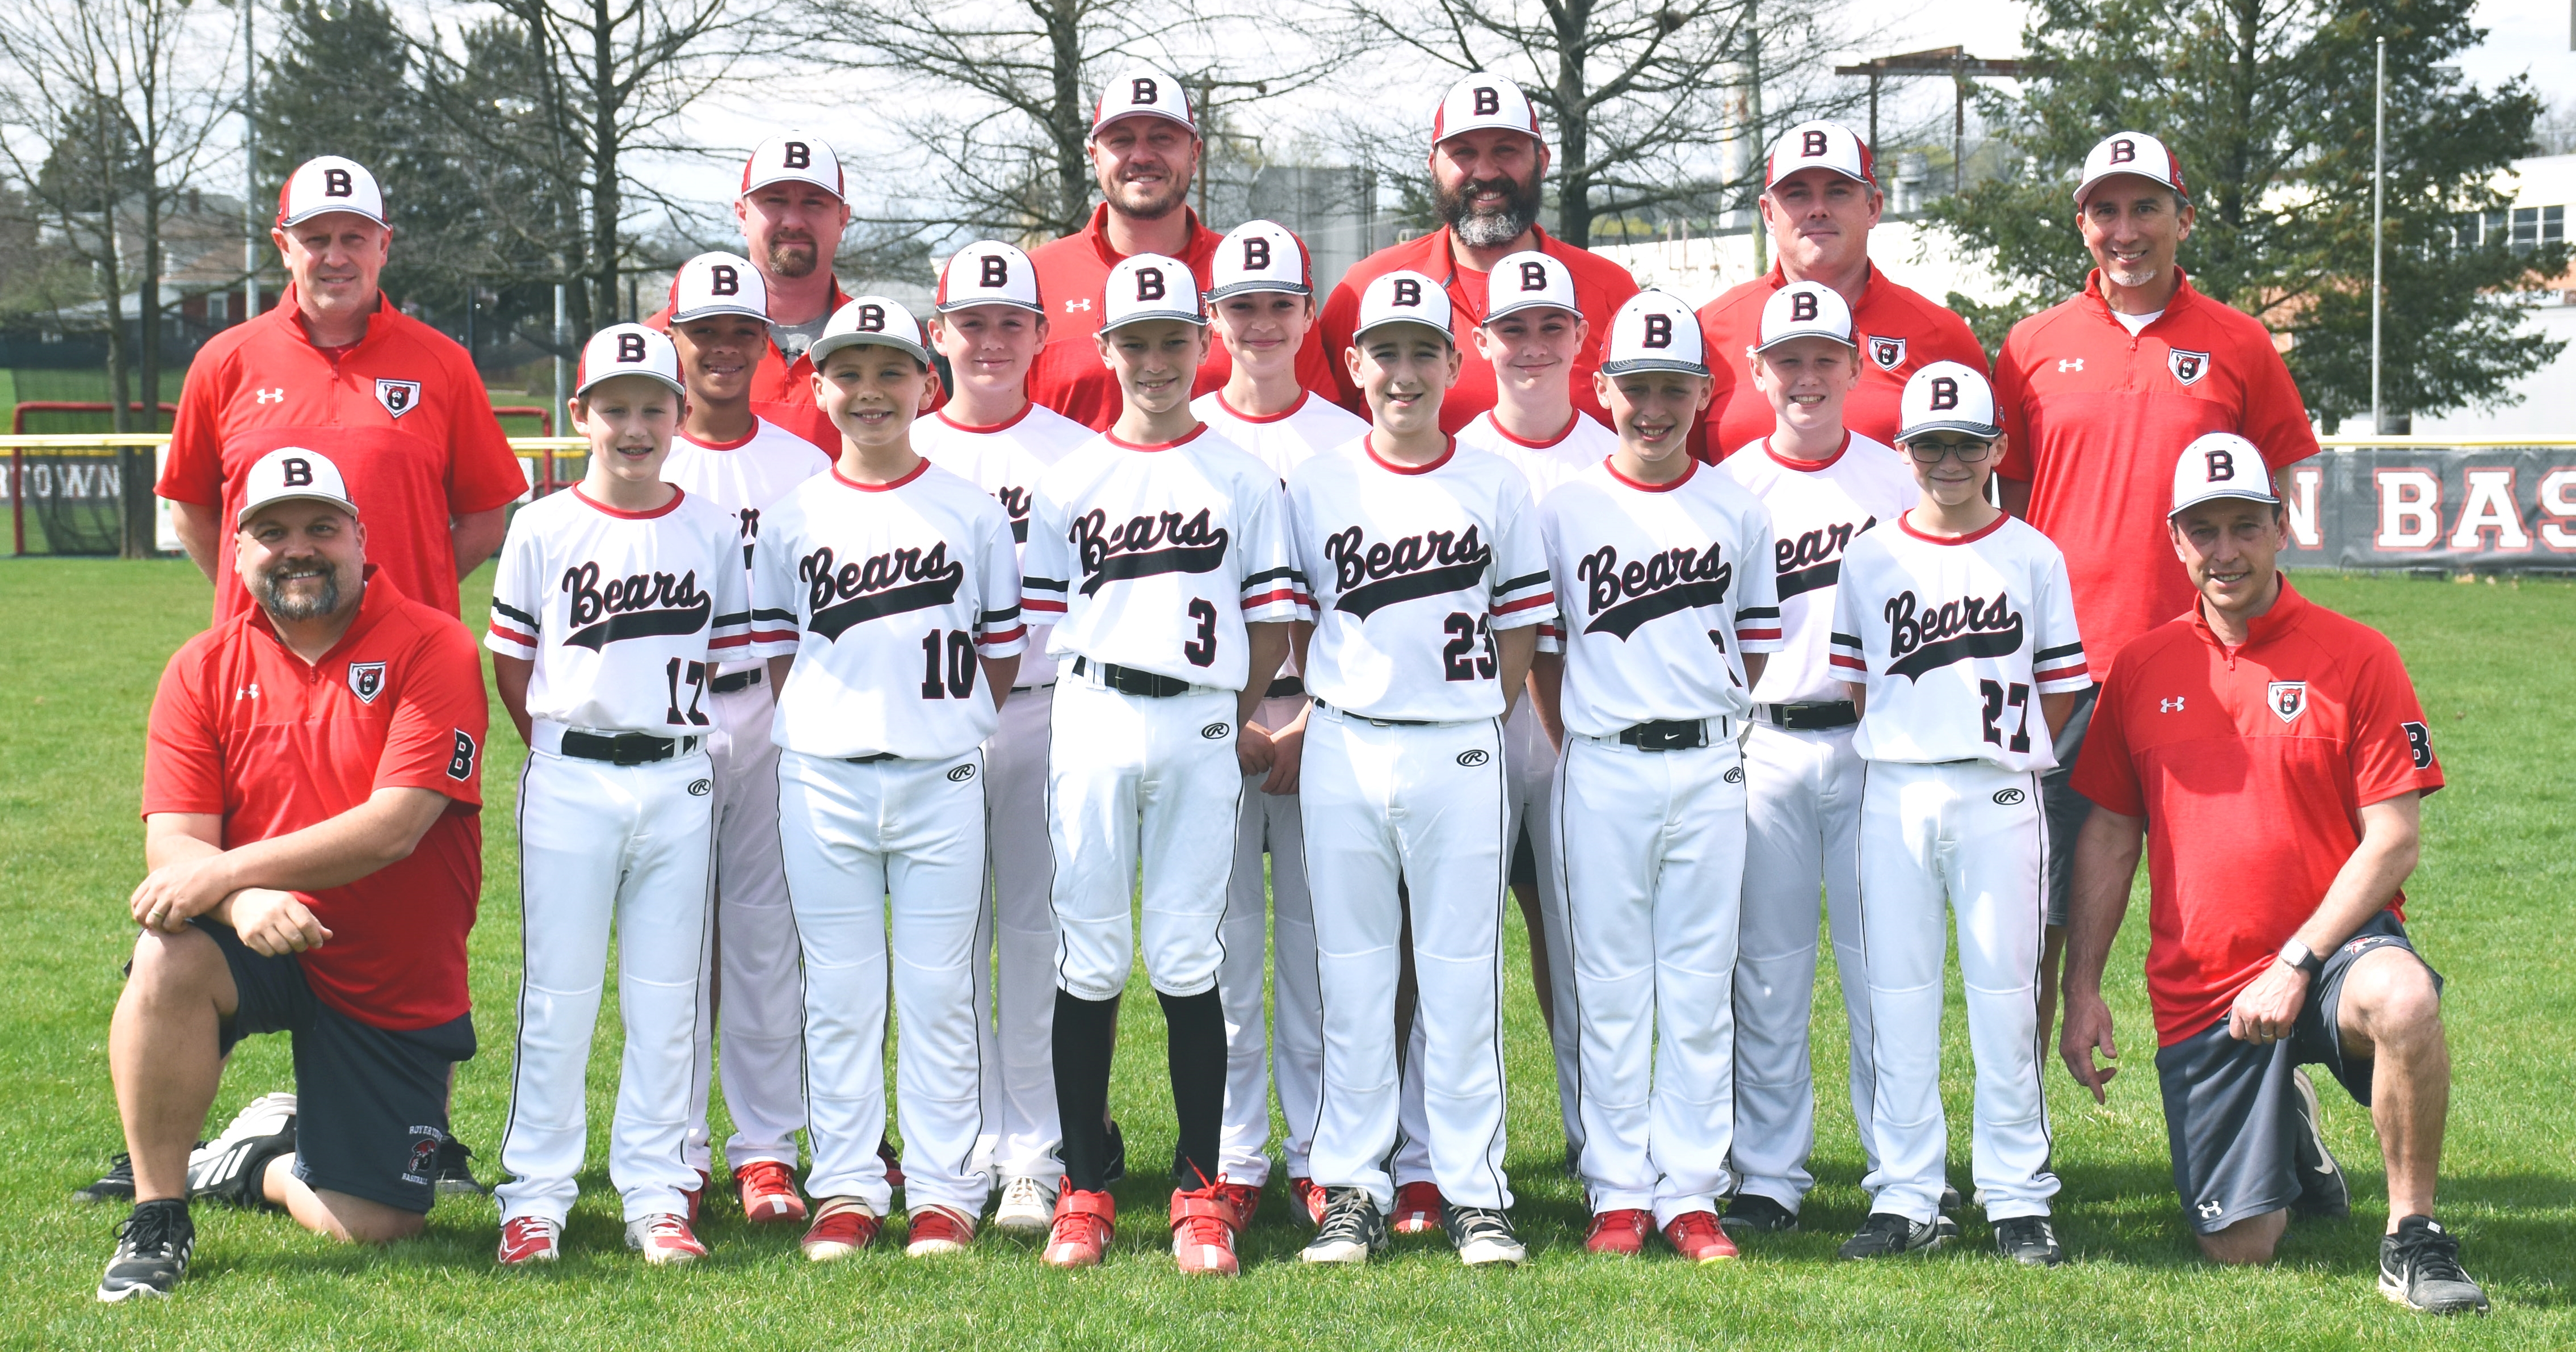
[
  {"x1": 2039, "y1": 686, "x2": 2098, "y2": 929},
  {"x1": 2152, "y1": 910, "x2": 2436, "y2": 1234}
]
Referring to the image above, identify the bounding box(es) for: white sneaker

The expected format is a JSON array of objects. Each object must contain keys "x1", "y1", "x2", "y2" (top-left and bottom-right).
[
  {"x1": 624, "y1": 1212, "x2": 708, "y2": 1265},
  {"x1": 992, "y1": 1175, "x2": 1058, "y2": 1233}
]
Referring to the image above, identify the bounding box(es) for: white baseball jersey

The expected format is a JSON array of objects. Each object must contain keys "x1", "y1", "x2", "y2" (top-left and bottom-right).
[
  {"x1": 1722, "y1": 433, "x2": 1913, "y2": 705},
  {"x1": 1022, "y1": 425, "x2": 1306, "y2": 690},
  {"x1": 1829, "y1": 513, "x2": 2090, "y2": 770},
  {"x1": 485, "y1": 486, "x2": 751, "y2": 733},
  {"x1": 1288, "y1": 438, "x2": 1555, "y2": 723},
  {"x1": 1538, "y1": 458, "x2": 1783, "y2": 737},
  {"x1": 1455, "y1": 409, "x2": 1620, "y2": 501},
  {"x1": 661, "y1": 418, "x2": 830, "y2": 674},
  {"x1": 1191, "y1": 390, "x2": 1369, "y2": 482},
  {"x1": 917, "y1": 403, "x2": 1092, "y2": 686},
  {"x1": 752, "y1": 461, "x2": 1028, "y2": 760}
]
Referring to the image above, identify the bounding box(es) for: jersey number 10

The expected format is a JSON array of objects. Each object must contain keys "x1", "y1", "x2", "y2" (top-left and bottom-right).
[{"x1": 921, "y1": 629, "x2": 979, "y2": 699}]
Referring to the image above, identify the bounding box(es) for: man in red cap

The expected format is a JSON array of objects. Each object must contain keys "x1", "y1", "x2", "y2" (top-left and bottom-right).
[
  {"x1": 1693, "y1": 121, "x2": 1987, "y2": 460},
  {"x1": 1313, "y1": 74, "x2": 1640, "y2": 434},
  {"x1": 646, "y1": 132, "x2": 858, "y2": 449},
  {"x1": 158, "y1": 155, "x2": 524, "y2": 623}
]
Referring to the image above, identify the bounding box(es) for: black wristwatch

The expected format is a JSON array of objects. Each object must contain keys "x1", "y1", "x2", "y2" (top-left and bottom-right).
[{"x1": 2277, "y1": 938, "x2": 2324, "y2": 977}]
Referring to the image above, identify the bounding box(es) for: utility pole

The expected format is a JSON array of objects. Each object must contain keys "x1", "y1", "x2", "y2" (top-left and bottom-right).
[
  {"x1": 1748, "y1": 0, "x2": 1766, "y2": 275},
  {"x1": 1833, "y1": 47, "x2": 2027, "y2": 196},
  {"x1": 2371, "y1": 36, "x2": 2385, "y2": 434},
  {"x1": 241, "y1": 0, "x2": 258, "y2": 321}
]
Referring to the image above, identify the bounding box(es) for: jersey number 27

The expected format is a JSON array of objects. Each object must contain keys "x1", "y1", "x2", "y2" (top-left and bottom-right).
[{"x1": 1980, "y1": 679, "x2": 2032, "y2": 753}]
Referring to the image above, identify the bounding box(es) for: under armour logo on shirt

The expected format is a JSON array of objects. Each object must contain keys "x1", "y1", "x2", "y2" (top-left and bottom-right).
[
  {"x1": 2057, "y1": 358, "x2": 2085, "y2": 373},
  {"x1": 255, "y1": 388, "x2": 285, "y2": 404},
  {"x1": 2161, "y1": 696, "x2": 2186, "y2": 712}
]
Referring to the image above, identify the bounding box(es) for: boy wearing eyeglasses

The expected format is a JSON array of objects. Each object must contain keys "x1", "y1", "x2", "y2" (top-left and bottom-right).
[{"x1": 1827, "y1": 362, "x2": 2090, "y2": 1269}]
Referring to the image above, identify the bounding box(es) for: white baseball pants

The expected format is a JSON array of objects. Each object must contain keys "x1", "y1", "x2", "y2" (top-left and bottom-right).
[
  {"x1": 684, "y1": 675, "x2": 805, "y2": 1175},
  {"x1": 971, "y1": 684, "x2": 1062, "y2": 1184},
  {"x1": 1856, "y1": 758, "x2": 2058, "y2": 1223},
  {"x1": 1047, "y1": 677, "x2": 1242, "y2": 1002},
  {"x1": 1301, "y1": 706, "x2": 1511, "y2": 1212},
  {"x1": 1732, "y1": 721, "x2": 1881, "y2": 1211},
  {"x1": 1217, "y1": 692, "x2": 1317, "y2": 1186},
  {"x1": 776, "y1": 748, "x2": 990, "y2": 1216},
  {"x1": 496, "y1": 745, "x2": 712, "y2": 1226},
  {"x1": 1558, "y1": 730, "x2": 1746, "y2": 1225}
]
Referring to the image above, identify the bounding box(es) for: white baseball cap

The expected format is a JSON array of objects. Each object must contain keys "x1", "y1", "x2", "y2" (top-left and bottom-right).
[
  {"x1": 1432, "y1": 74, "x2": 1543, "y2": 146},
  {"x1": 235, "y1": 447, "x2": 359, "y2": 527},
  {"x1": 810, "y1": 297, "x2": 934, "y2": 367},
  {"x1": 1600, "y1": 289, "x2": 1707, "y2": 377},
  {"x1": 1766, "y1": 120, "x2": 1876, "y2": 189},
  {"x1": 741, "y1": 133, "x2": 844, "y2": 199},
  {"x1": 1897, "y1": 361, "x2": 2002, "y2": 442},
  {"x1": 1351, "y1": 270, "x2": 1453, "y2": 342},
  {"x1": 1100, "y1": 254, "x2": 1206, "y2": 330},
  {"x1": 1483, "y1": 250, "x2": 1578, "y2": 324},
  {"x1": 1755, "y1": 280, "x2": 1856, "y2": 352},
  {"x1": 1091, "y1": 65, "x2": 1196, "y2": 137},
  {"x1": 2169, "y1": 433, "x2": 2279, "y2": 517},
  {"x1": 2075, "y1": 131, "x2": 2189, "y2": 206},
  {"x1": 575, "y1": 324, "x2": 686, "y2": 398},
  {"x1": 1208, "y1": 221, "x2": 1312, "y2": 299},
  {"x1": 936, "y1": 240, "x2": 1044, "y2": 314},
  {"x1": 669, "y1": 251, "x2": 768, "y2": 323},
  {"x1": 275, "y1": 156, "x2": 386, "y2": 229}
]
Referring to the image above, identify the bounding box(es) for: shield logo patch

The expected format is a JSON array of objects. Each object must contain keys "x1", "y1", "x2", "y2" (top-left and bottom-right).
[
  {"x1": 348, "y1": 661, "x2": 387, "y2": 703},
  {"x1": 2267, "y1": 680, "x2": 2306, "y2": 724},
  {"x1": 375, "y1": 378, "x2": 423, "y2": 418},
  {"x1": 1867, "y1": 335, "x2": 1906, "y2": 371},
  {"x1": 2167, "y1": 349, "x2": 2211, "y2": 387}
]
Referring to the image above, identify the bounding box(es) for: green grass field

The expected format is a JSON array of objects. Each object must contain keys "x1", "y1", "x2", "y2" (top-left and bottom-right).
[{"x1": 2, "y1": 560, "x2": 2569, "y2": 1349}]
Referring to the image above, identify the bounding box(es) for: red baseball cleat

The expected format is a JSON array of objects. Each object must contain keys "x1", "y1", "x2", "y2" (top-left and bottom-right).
[
  {"x1": 800, "y1": 1196, "x2": 883, "y2": 1261},
  {"x1": 1044, "y1": 1188, "x2": 1116, "y2": 1269},
  {"x1": 1586, "y1": 1208, "x2": 1652, "y2": 1255},
  {"x1": 1390, "y1": 1181, "x2": 1447, "y2": 1235},
  {"x1": 682, "y1": 1168, "x2": 709, "y2": 1224},
  {"x1": 1289, "y1": 1176, "x2": 1325, "y2": 1226},
  {"x1": 1171, "y1": 1186, "x2": 1242, "y2": 1276},
  {"x1": 625, "y1": 1212, "x2": 708, "y2": 1265},
  {"x1": 1664, "y1": 1210, "x2": 1739, "y2": 1263},
  {"x1": 877, "y1": 1137, "x2": 905, "y2": 1191},
  {"x1": 906, "y1": 1203, "x2": 977, "y2": 1256},
  {"x1": 736, "y1": 1160, "x2": 807, "y2": 1225},
  {"x1": 497, "y1": 1215, "x2": 560, "y2": 1266},
  {"x1": 1215, "y1": 1181, "x2": 1262, "y2": 1231}
]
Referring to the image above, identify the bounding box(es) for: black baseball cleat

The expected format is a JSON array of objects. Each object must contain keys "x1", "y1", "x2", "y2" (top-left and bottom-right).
[
  {"x1": 187, "y1": 1093, "x2": 297, "y2": 1210},
  {"x1": 1301, "y1": 1187, "x2": 1390, "y2": 1265},
  {"x1": 75, "y1": 1153, "x2": 138, "y2": 1206},
  {"x1": 1720, "y1": 1192, "x2": 1800, "y2": 1235},
  {"x1": 1838, "y1": 1211, "x2": 1952, "y2": 1259},
  {"x1": 1102, "y1": 1117, "x2": 1127, "y2": 1185},
  {"x1": 434, "y1": 1138, "x2": 486, "y2": 1196},
  {"x1": 1443, "y1": 1204, "x2": 1527, "y2": 1267},
  {"x1": 2288, "y1": 1069, "x2": 2350, "y2": 1220},
  {"x1": 97, "y1": 1199, "x2": 194, "y2": 1303},
  {"x1": 1993, "y1": 1215, "x2": 2066, "y2": 1267},
  {"x1": 2380, "y1": 1216, "x2": 2489, "y2": 1315},
  {"x1": 1940, "y1": 1185, "x2": 1963, "y2": 1216}
]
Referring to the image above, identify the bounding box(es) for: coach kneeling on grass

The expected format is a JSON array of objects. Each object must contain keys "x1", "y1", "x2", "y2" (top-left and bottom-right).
[
  {"x1": 99, "y1": 447, "x2": 487, "y2": 1302},
  {"x1": 2057, "y1": 434, "x2": 2487, "y2": 1315}
]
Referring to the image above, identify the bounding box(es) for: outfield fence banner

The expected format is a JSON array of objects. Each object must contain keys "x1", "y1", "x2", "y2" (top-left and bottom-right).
[{"x1": 2292, "y1": 443, "x2": 2576, "y2": 571}]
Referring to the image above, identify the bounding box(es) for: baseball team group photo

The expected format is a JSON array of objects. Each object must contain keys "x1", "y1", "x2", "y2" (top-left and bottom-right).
[{"x1": 6, "y1": 0, "x2": 2574, "y2": 1341}]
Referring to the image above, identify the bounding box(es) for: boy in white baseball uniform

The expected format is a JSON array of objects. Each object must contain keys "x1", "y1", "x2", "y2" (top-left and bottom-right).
[
  {"x1": 1829, "y1": 362, "x2": 2089, "y2": 1266},
  {"x1": 754, "y1": 298, "x2": 1028, "y2": 1261},
  {"x1": 488, "y1": 324, "x2": 751, "y2": 1266},
  {"x1": 1022, "y1": 255, "x2": 1301, "y2": 1275},
  {"x1": 1447, "y1": 247, "x2": 1619, "y2": 1196},
  {"x1": 1291, "y1": 271, "x2": 1554, "y2": 1269},
  {"x1": 659, "y1": 251, "x2": 830, "y2": 1226},
  {"x1": 1535, "y1": 289, "x2": 1780, "y2": 1263},
  {"x1": 1192, "y1": 220, "x2": 1366, "y2": 1227},
  {"x1": 1717, "y1": 280, "x2": 1914, "y2": 1235},
  {"x1": 914, "y1": 240, "x2": 1098, "y2": 1233}
]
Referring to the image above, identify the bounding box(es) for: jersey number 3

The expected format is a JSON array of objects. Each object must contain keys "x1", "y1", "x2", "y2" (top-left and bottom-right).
[
  {"x1": 1183, "y1": 599, "x2": 1218, "y2": 668},
  {"x1": 1980, "y1": 679, "x2": 2032, "y2": 753}
]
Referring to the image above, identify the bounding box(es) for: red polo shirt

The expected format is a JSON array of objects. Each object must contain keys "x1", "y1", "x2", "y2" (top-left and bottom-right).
[
  {"x1": 2070, "y1": 576, "x2": 2441, "y2": 1046},
  {"x1": 1692, "y1": 262, "x2": 1989, "y2": 461},
  {"x1": 646, "y1": 279, "x2": 850, "y2": 453},
  {"x1": 141, "y1": 571, "x2": 489, "y2": 1030},
  {"x1": 1994, "y1": 270, "x2": 2320, "y2": 678},
  {"x1": 1312, "y1": 225, "x2": 1640, "y2": 435},
  {"x1": 159, "y1": 289, "x2": 526, "y2": 622}
]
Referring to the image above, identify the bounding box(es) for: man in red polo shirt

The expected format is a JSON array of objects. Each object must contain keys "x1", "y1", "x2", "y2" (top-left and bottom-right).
[
  {"x1": 1693, "y1": 120, "x2": 1987, "y2": 460},
  {"x1": 99, "y1": 447, "x2": 487, "y2": 1302},
  {"x1": 2060, "y1": 436, "x2": 2485, "y2": 1315},
  {"x1": 1313, "y1": 74, "x2": 1639, "y2": 434},
  {"x1": 646, "y1": 133, "x2": 854, "y2": 450},
  {"x1": 159, "y1": 156, "x2": 525, "y2": 622}
]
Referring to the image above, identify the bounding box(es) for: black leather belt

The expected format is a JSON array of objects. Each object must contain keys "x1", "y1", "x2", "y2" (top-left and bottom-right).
[
  {"x1": 1319, "y1": 700, "x2": 1435, "y2": 728},
  {"x1": 1265, "y1": 675, "x2": 1306, "y2": 699},
  {"x1": 847, "y1": 751, "x2": 900, "y2": 763},
  {"x1": 561, "y1": 730, "x2": 700, "y2": 765},
  {"x1": 1758, "y1": 700, "x2": 1858, "y2": 731},
  {"x1": 1616, "y1": 718, "x2": 1713, "y2": 751},
  {"x1": 1072, "y1": 656, "x2": 1192, "y2": 698},
  {"x1": 710, "y1": 667, "x2": 763, "y2": 695}
]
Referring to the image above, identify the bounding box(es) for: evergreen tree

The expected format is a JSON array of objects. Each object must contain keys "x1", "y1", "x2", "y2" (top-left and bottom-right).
[{"x1": 1928, "y1": 0, "x2": 2567, "y2": 430}]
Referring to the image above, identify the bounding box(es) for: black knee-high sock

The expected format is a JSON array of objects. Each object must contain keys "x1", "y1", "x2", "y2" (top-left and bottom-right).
[
  {"x1": 1053, "y1": 989, "x2": 1121, "y2": 1192},
  {"x1": 1159, "y1": 986, "x2": 1226, "y2": 1190}
]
